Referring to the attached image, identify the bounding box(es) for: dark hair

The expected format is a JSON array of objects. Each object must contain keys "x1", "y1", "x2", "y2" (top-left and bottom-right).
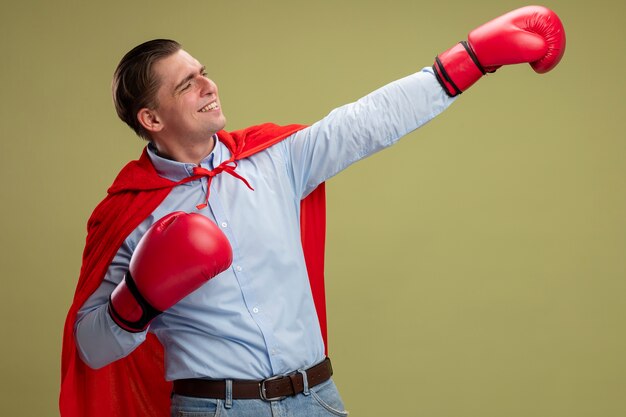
[{"x1": 112, "y1": 39, "x2": 182, "y2": 140}]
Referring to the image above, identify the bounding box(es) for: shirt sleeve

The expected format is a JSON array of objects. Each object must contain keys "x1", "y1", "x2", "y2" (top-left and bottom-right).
[
  {"x1": 74, "y1": 237, "x2": 148, "y2": 369},
  {"x1": 283, "y1": 68, "x2": 456, "y2": 198}
]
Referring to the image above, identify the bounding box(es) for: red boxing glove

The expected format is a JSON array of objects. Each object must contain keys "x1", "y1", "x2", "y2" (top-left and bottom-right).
[
  {"x1": 108, "y1": 212, "x2": 233, "y2": 332},
  {"x1": 433, "y1": 5, "x2": 566, "y2": 96}
]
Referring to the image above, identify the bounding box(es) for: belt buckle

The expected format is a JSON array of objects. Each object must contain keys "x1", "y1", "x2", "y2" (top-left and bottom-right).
[{"x1": 259, "y1": 375, "x2": 287, "y2": 401}]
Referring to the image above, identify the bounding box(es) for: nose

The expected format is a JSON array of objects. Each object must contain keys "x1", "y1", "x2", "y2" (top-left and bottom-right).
[{"x1": 198, "y1": 76, "x2": 215, "y2": 96}]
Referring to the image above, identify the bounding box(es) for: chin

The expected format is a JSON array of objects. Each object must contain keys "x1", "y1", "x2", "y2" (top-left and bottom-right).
[{"x1": 211, "y1": 122, "x2": 226, "y2": 136}]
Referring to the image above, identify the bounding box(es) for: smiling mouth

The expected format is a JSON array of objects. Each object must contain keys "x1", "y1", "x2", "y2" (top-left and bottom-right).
[{"x1": 199, "y1": 102, "x2": 219, "y2": 112}]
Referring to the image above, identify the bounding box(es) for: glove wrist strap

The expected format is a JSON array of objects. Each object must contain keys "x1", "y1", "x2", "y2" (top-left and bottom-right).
[
  {"x1": 433, "y1": 42, "x2": 485, "y2": 96},
  {"x1": 108, "y1": 272, "x2": 163, "y2": 333}
]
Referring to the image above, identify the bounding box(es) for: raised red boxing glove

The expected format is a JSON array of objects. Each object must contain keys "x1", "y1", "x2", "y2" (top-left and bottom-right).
[
  {"x1": 108, "y1": 212, "x2": 233, "y2": 332},
  {"x1": 433, "y1": 5, "x2": 566, "y2": 96}
]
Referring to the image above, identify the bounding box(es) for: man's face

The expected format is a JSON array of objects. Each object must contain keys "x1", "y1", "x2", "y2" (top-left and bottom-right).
[{"x1": 149, "y1": 49, "x2": 226, "y2": 143}]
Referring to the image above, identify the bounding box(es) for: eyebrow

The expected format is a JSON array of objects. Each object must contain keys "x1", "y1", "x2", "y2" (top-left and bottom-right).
[{"x1": 174, "y1": 66, "x2": 206, "y2": 92}]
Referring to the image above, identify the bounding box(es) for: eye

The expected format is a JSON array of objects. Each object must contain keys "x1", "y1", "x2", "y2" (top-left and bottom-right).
[
  {"x1": 181, "y1": 82, "x2": 192, "y2": 91},
  {"x1": 201, "y1": 71, "x2": 209, "y2": 78}
]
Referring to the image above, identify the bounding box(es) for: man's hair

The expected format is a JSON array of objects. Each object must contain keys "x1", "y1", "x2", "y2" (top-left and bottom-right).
[{"x1": 112, "y1": 39, "x2": 182, "y2": 140}]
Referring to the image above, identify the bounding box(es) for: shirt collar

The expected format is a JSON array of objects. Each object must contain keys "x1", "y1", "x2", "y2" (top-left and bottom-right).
[{"x1": 146, "y1": 135, "x2": 232, "y2": 182}]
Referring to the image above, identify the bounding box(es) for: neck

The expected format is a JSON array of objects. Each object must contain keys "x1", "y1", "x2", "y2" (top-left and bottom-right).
[{"x1": 152, "y1": 135, "x2": 216, "y2": 165}]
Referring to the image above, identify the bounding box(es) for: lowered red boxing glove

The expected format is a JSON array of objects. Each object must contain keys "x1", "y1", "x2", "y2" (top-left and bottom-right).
[
  {"x1": 108, "y1": 212, "x2": 233, "y2": 332},
  {"x1": 433, "y1": 5, "x2": 566, "y2": 96}
]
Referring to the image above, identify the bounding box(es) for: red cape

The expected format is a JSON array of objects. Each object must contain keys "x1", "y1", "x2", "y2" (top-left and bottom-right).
[{"x1": 60, "y1": 123, "x2": 328, "y2": 417}]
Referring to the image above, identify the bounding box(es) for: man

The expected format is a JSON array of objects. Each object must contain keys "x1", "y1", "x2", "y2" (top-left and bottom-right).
[{"x1": 60, "y1": 5, "x2": 565, "y2": 417}]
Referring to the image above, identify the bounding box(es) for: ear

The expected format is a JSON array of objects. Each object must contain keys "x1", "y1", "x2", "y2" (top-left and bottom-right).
[{"x1": 137, "y1": 108, "x2": 164, "y2": 133}]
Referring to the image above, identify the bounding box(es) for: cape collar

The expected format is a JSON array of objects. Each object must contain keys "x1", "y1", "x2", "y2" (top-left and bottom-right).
[{"x1": 107, "y1": 124, "x2": 304, "y2": 195}]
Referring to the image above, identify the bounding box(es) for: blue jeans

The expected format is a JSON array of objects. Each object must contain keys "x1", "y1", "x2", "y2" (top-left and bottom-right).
[{"x1": 170, "y1": 378, "x2": 348, "y2": 417}]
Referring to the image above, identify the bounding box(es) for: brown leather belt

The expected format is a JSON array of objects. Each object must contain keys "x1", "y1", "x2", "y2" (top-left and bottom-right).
[{"x1": 173, "y1": 358, "x2": 333, "y2": 401}]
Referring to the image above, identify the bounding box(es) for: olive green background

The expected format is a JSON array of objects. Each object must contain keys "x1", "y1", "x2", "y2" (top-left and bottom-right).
[{"x1": 1, "y1": 0, "x2": 624, "y2": 416}]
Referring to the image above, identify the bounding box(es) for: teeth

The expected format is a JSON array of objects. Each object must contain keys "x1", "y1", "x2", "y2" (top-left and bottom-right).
[{"x1": 200, "y1": 102, "x2": 218, "y2": 112}]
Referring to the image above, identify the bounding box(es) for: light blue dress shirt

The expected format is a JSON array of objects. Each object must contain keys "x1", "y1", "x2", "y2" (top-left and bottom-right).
[{"x1": 75, "y1": 68, "x2": 455, "y2": 381}]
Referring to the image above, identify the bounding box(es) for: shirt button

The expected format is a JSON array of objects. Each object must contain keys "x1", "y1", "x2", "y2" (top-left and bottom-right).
[
  {"x1": 236, "y1": 265, "x2": 243, "y2": 272},
  {"x1": 221, "y1": 222, "x2": 228, "y2": 228},
  {"x1": 252, "y1": 307, "x2": 259, "y2": 314}
]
